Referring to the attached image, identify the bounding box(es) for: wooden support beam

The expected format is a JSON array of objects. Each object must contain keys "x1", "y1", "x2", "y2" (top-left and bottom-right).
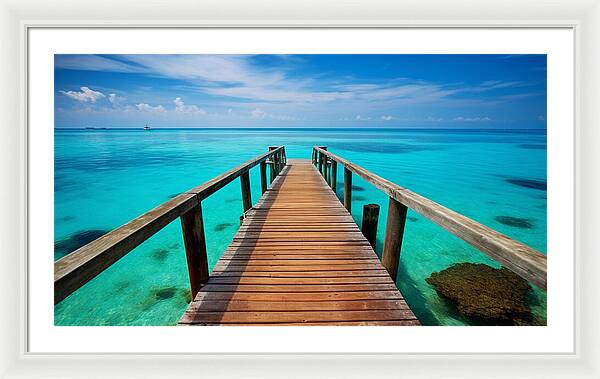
[
  {"x1": 318, "y1": 146, "x2": 327, "y2": 176},
  {"x1": 362, "y1": 204, "x2": 380, "y2": 250},
  {"x1": 268, "y1": 146, "x2": 278, "y2": 182},
  {"x1": 269, "y1": 146, "x2": 279, "y2": 176},
  {"x1": 278, "y1": 150, "x2": 283, "y2": 173},
  {"x1": 259, "y1": 161, "x2": 267, "y2": 194},
  {"x1": 344, "y1": 167, "x2": 352, "y2": 213},
  {"x1": 180, "y1": 203, "x2": 209, "y2": 299},
  {"x1": 240, "y1": 171, "x2": 252, "y2": 212},
  {"x1": 318, "y1": 151, "x2": 324, "y2": 174},
  {"x1": 331, "y1": 160, "x2": 338, "y2": 194},
  {"x1": 268, "y1": 161, "x2": 276, "y2": 183},
  {"x1": 381, "y1": 197, "x2": 408, "y2": 281}
]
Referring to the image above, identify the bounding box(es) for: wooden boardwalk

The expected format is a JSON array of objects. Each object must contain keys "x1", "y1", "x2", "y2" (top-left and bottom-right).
[{"x1": 178, "y1": 159, "x2": 419, "y2": 326}]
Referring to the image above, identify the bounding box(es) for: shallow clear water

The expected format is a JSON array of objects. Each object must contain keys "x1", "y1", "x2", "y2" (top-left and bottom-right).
[{"x1": 54, "y1": 128, "x2": 547, "y2": 326}]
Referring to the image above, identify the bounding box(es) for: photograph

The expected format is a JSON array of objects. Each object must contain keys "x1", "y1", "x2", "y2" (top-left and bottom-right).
[{"x1": 53, "y1": 53, "x2": 548, "y2": 327}]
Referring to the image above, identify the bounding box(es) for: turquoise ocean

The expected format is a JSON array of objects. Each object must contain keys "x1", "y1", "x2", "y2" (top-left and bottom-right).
[{"x1": 54, "y1": 128, "x2": 547, "y2": 326}]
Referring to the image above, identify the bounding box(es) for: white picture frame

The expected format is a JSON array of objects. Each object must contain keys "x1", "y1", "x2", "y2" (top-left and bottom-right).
[{"x1": 1, "y1": 0, "x2": 598, "y2": 377}]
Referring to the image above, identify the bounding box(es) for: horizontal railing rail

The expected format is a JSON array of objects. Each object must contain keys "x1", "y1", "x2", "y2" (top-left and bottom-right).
[
  {"x1": 54, "y1": 146, "x2": 286, "y2": 305},
  {"x1": 313, "y1": 146, "x2": 547, "y2": 290}
]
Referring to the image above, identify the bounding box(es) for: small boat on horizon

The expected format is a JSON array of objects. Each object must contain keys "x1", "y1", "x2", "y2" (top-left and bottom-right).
[{"x1": 143, "y1": 124, "x2": 151, "y2": 131}]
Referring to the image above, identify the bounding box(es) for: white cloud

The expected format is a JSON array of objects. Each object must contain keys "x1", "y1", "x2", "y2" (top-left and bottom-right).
[
  {"x1": 453, "y1": 116, "x2": 491, "y2": 122},
  {"x1": 59, "y1": 86, "x2": 105, "y2": 103},
  {"x1": 108, "y1": 93, "x2": 125, "y2": 107},
  {"x1": 355, "y1": 115, "x2": 371, "y2": 121},
  {"x1": 380, "y1": 115, "x2": 393, "y2": 121},
  {"x1": 251, "y1": 108, "x2": 267, "y2": 119},
  {"x1": 425, "y1": 116, "x2": 443, "y2": 122},
  {"x1": 173, "y1": 97, "x2": 206, "y2": 114},
  {"x1": 136, "y1": 103, "x2": 167, "y2": 113}
]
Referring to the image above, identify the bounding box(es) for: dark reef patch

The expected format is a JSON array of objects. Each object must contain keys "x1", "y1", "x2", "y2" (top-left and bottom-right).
[
  {"x1": 180, "y1": 288, "x2": 193, "y2": 303},
  {"x1": 167, "y1": 193, "x2": 180, "y2": 199},
  {"x1": 506, "y1": 178, "x2": 547, "y2": 191},
  {"x1": 57, "y1": 215, "x2": 75, "y2": 222},
  {"x1": 426, "y1": 263, "x2": 534, "y2": 325},
  {"x1": 354, "y1": 196, "x2": 367, "y2": 201},
  {"x1": 150, "y1": 248, "x2": 170, "y2": 262},
  {"x1": 224, "y1": 198, "x2": 239, "y2": 203},
  {"x1": 517, "y1": 144, "x2": 547, "y2": 150},
  {"x1": 113, "y1": 280, "x2": 131, "y2": 292},
  {"x1": 54, "y1": 229, "x2": 109, "y2": 259},
  {"x1": 352, "y1": 185, "x2": 365, "y2": 192},
  {"x1": 495, "y1": 216, "x2": 534, "y2": 229},
  {"x1": 214, "y1": 222, "x2": 234, "y2": 232},
  {"x1": 408, "y1": 216, "x2": 418, "y2": 222},
  {"x1": 153, "y1": 286, "x2": 177, "y2": 301}
]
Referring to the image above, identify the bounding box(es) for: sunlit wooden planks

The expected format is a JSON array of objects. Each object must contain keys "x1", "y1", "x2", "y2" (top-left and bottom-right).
[{"x1": 179, "y1": 159, "x2": 419, "y2": 326}]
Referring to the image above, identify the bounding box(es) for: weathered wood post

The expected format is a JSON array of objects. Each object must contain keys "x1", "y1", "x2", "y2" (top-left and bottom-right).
[
  {"x1": 240, "y1": 171, "x2": 252, "y2": 212},
  {"x1": 278, "y1": 149, "x2": 284, "y2": 173},
  {"x1": 318, "y1": 146, "x2": 327, "y2": 176},
  {"x1": 180, "y1": 203, "x2": 209, "y2": 299},
  {"x1": 362, "y1": 204, "x2": 380, "y2": 249},
  {"x1": 331, "y1": 160, "x2": 338, "y2": 193},
  {"x1": 259, "y1": 160, "x2": 267, "y2": 194},
  {"x1": 268, "y1": 147, "x2": 277, "y2": 183},
  {"x1": 318, "y1": 151, "x2": 324, "y2": 174},
  {"x1": 269, "y1": 146, "x2": 279, "y2": 178},
  {"x1": 344, "y1": 167, "x2": 352, "y2": 212},
  {"x1": 381, "y1": 197, "x2": 408, "y2": 280}
]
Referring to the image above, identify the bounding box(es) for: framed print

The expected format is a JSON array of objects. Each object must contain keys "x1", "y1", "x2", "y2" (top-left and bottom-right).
[{"x1": 1, "y1": 0, "x2": 598, "y2": 377}]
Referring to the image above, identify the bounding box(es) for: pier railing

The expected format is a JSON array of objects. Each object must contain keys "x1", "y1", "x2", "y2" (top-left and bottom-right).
[
  {"x1": 312, "y1": 146, "x2": 547, "y2": 290},
  {"x1": 54, "y1": 146, "x2": 287, "y2": 304}
]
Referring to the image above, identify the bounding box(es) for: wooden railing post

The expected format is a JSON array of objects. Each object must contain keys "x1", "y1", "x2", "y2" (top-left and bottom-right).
[
  {"x1": 260, "y1": 161, "x2": 267, "y2": 194},
  {"x1": 268, "y1": 147, "x2": 277, "y2": 183},
  {"x1": 362, "y1": 204, "x2": 380, "y2": 249},
  {"x1": 240, "y1": 171, "x2": 252, "y2": 212},
  {"x1": 278, "y1": 150, "x2": 283, "y2": 173},
  {"x1": 331, "y1": 160, "x2": 338, "y2": 193},
  {"x1": 180, "y1": 203, "x2": 209, "y2": 299},
  {"x1": 317, "y1": 146, "x2": 327, "y2": 176},
  {"x1": 318, "y1": 152, "x2": 324, "y2": 174},
  {"x1": 381, "y1": 197, "x2": 408, "y2": 280},
  {"x1": 344, "y1": 167, "x2": 352, "y2": 212},
  {"x1": 269, "y1": 146, "x2": 279, "y2": 176}
]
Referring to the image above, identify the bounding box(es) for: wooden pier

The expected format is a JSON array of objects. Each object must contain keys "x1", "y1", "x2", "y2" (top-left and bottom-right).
[
  {"x1": 179, "y1": 160, "x2": 418, "y2": 325},
  {"x1": 54, "y1": 146, "x2": 547, "y2": 326}
]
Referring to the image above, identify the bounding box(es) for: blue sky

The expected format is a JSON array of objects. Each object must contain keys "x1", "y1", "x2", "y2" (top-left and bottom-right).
[{"x1": 54, "y1": 54, "x2": 547, "y2": 129}]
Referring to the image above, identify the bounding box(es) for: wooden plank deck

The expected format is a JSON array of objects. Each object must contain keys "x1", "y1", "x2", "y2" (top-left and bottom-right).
[{"x1": 178, "y1": 159, "x2": 419, "y2": 326}]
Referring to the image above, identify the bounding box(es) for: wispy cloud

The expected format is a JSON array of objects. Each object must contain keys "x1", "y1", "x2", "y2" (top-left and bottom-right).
[
  {"x1": 251, "y1": 108, "x2": 267, "y2": 119},
  {"x1": 453, "y1": 116, "x2": 491, "y2": 122},
  {"x1": 55, "y1": 55, "x2": 144, "y2": 73},
  {"x1": 136, "y1": 103, "x2": 167, "y2": 113},
  {"x1": 108, "y1": 93, "x2": 125, "y2": 107}
]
